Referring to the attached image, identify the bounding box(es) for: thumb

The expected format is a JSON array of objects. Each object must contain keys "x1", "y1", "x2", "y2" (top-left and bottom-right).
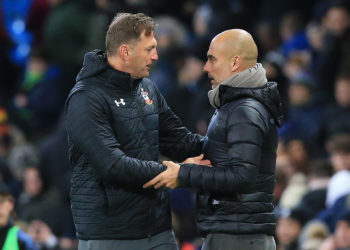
[
  {"x1": 162, "y1": 161, "x2": 170, "y2": 166},
  {"x1": 195, "y1": 154, "x2": 204, "y2": 160}
]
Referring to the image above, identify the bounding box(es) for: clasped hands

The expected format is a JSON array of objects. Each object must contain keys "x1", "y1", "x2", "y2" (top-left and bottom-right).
[{"x1": 143, "y1": 154, "x2": 211, "y2": 189}]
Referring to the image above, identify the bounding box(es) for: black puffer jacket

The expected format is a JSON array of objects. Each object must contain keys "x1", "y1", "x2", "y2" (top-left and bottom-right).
[
  {"x1": 65, "y1": 50, "x2": 203, "y2": 240},
  {"x1": 178, "y1": 82, "x2": 283, "y2": 236}
]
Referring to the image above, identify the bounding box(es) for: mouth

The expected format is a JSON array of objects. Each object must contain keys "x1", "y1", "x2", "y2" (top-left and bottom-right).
[{"x1": 208, "y1": 77, "x2": 215, "y2": 85}]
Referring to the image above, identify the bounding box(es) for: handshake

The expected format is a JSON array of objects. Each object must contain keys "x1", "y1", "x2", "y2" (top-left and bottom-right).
[{"x1": 143, "y1": 154, "x2": 211, "y2": 189}]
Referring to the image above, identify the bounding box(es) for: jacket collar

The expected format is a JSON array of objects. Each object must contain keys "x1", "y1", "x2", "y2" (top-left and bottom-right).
[
  {"x1": 103, "y1": 65, "x2": 143, "y2": 91},
  {"x1": 208, "y1": 63, "x2": 267, "y2": 109},
  {"x1": 219, "y1": 82, "x2": 284, "y2": 127},
  {"x1": 76, "y1": 49, "x2": 142, "y2": 92}
]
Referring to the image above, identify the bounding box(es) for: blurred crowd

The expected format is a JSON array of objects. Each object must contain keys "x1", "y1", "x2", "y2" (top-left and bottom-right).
[{"x1": 0, "y1": 0, "x2": 350, "y2": 249}]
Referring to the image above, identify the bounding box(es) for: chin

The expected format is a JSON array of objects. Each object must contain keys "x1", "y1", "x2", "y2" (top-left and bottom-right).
[{"x1": 141, "y1": 72, "x2": 150, "y2": 78}]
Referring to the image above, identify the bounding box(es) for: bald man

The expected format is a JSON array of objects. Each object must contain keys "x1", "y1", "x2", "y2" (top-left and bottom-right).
[{"x1": 144, "y1": 29, "x2": 284, "y2": 250}]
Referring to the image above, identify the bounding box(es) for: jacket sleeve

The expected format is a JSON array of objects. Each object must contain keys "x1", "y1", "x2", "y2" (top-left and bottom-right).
[
  {"x1": 178, "y1": 103, "x2": 268, "y2": 194},
  {"x1": 155, "y1": 85, "x2": 204, "y2": 162},
  {"x1": 17, "y1": 229, "x2": 38, "y2": 250},
  {"x1": 65, "y1": 90, "x2": 166, "y2": 187}
]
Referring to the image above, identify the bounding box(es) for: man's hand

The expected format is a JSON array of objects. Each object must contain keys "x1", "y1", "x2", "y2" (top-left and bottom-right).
[
  {"x1": 182, "y1": 154, "x2": 211, "y2": 165},
  {"x1": 143, "y1": 161, "x2": 181, "y2": 189}
]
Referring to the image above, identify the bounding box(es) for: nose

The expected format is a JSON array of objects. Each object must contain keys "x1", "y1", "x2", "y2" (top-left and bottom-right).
[
  {"x1": 203, "y1": 61, "x2": 209, "y2": 73},
  {"x1": 151, "y1": 49, "x2": 158, "y2": 61}
]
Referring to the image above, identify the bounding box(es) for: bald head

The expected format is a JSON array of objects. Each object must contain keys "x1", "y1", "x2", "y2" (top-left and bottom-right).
[
  {"x1": 204, "y1": 29, "x2": 259, "y2": 88},
  {"x1": 213, "y1": 29, "x2": 258, "y2": 68}
]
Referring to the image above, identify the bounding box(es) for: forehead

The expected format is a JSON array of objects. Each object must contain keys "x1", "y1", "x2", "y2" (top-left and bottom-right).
[{"x1": 207, "y1": 38, "x2": 226, "y2": 56}]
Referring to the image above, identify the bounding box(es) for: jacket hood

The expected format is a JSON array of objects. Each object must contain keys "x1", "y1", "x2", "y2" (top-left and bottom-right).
[
  {"x1": 75, "y1": 49, "x2": 142, "y2": 90},
  {"x1": 219, "y1": 82, "x2": 284, "y2": 127},
  {"x1": 76, "y1": 49, "x2": 108, "y2": 82}
]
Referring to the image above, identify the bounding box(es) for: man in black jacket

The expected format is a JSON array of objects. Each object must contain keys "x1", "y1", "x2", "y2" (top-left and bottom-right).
[
  {"x1": 65, "y1": 13, "x2": 207, "y2": 250},
  {"x1": 144, "y1": 29, "x2": 284, "y2": 250}
]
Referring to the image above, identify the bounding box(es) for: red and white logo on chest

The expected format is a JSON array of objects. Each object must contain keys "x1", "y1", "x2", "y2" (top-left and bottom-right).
[{"x1": 141, "y1": 88, "x2": 153, "y2": 105}]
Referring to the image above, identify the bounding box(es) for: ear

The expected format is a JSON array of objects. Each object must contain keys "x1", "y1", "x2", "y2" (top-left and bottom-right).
[
  {"x1": 231, "y1": 55, "x2": 241, "y2": 72},
  {"x1": 119, "y1": 45, "x2": 129, "y2": 60}
]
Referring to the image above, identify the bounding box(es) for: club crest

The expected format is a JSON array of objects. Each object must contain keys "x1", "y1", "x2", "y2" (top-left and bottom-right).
[{"x1": 141, "y1": 88, "x2": 153, "y2": 105}]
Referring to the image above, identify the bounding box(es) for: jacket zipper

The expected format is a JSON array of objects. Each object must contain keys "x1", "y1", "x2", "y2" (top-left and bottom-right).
[{"x1": 133, "y1": 88, "x2": 155, "y2": 239}]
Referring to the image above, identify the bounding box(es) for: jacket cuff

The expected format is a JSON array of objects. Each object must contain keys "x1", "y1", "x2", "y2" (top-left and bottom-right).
[{"x1": 178, "y1": 164, "x2": 192, "y2": 187}]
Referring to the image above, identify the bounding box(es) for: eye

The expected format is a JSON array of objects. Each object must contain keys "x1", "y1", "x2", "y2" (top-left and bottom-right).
[{"x1": 207, "y1": 55, "x2": 215, "y2": 62}]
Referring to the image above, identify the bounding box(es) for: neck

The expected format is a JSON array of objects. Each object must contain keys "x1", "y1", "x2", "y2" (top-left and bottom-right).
[
  {"x1": 233, "y1": 61, "x2": 256, "y2": 74},
  {"x1": 107, "y1": 56, "x2": 130, "y2": 75},
  {"x1": 241, "y1": 60, "x2": 256, "y2": 71}
]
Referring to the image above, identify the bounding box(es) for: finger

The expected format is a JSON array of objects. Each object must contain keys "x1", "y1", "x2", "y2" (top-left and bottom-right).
[
  {"x1": 154, "y1": 180, "x2": 165, "y2": 189},
  {"x1": 143, "y1": 175, "x2": 161, "y2": 188},
  {"x1": 201, "y1": 160, "x2": 211, "y2": 165},
  {"x1": 166, "y1": 161, "x2": 179, "y2": 168},
  {"x1": 162, "y1": 161, "x2": 177, "y2": 169},
  {"x1": 194, "y1": 154, "x2": 204, "y2": 160}
]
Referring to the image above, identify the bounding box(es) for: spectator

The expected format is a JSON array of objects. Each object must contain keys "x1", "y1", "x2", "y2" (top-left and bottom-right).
[
  {"x1": 276, "y1": 209, "x2": 305, "y2": 250},
  {"x1": 325, "y1": 134, "x2": 350, "y2": 208},
  {"x1": 0, "y1": 182, "x2": 37, "y2": 249},
  {"x1": 279, "y1": 11, "x2": 310, "y2": 57},
  {"x1": 150, "y1": 16, "x2": 188, "y2": 100},
  {"x1": 279, "y1": 171, "x2": 308, "y2": 211},
  {"x1": 318, "y1": 74, "x2": 350, "y2": 148},
  {"x1": 299, "y1": 221, "x2": 329, "y2": 250},
  {"x1": 27, "y1": 219, "x2": 77, "y2": 250},
  {"x1": 317, "y1": 3, "x2": 350, "y2": 102},
  {"x1": 16, "y1": 167, "x2": 67, "y2": 238},
  {"x1": 274, "y1": 158, "x2": 288, "y2": 202},
  {"x1": 317, "y1": 192, "x2": 350, "y2": 234},
  {"x1": 286, "y1": 139, "x2": 312, "y2": 174},
  {"x1": 43, "y1": 0, "x2": 108, "y2": 94},
  {"x1": 306, "y1": 21, "x2": 326, "y2": 77},
  {"x1": 38, "y1": 117, "x2": 71, "y2": 200},
  {"x1": 12, "y1": 48, "x2": 64, "y2": 139},
  {"x1": 279, "y1": 73, "x2": 323, "y2": 143},
  {"x1": 278, "y1": 140, "x2": 312, "y2": 210},
  {"x1": 167, "y1": 51, "x2": 213, "y2": 134},
  {"x1": 291, "y1": 160, "x2": 332, "y2": 224},
  {"x1": 28, "y1": 220, "x2": 59, "y2": 250},
  {"x1": 319, "y1": 210, "x2": 350, "y2": 250},
  {"x1": 0, "y1": 107, "x2": 26, "y2": 159}
]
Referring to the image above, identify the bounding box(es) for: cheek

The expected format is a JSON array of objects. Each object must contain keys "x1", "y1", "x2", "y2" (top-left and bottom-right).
[
  {"x1": 214, "y1": 65, "x2": 230, "y2": 82},
  {"x1": 141, "y1": 54, "x2": 149, "y2": 66},
  {"x1": 212, "y1": 64, "x2": 222, "y2": 76}
]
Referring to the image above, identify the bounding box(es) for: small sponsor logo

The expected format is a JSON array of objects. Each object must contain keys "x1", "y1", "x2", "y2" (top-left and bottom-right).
[
  {"x1": 141, "y1": 88, "x2": 153, "y2": 105},
  {"x1": 114, "y1": 99, "x2": 125, "y2": 107}
]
